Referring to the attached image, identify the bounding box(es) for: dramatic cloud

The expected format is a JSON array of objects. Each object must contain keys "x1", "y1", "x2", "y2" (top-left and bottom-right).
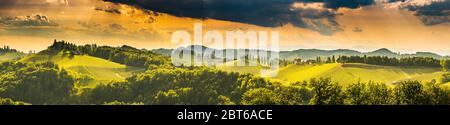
[
  {"x1": 386, "y1": 0, "x2": 450, "y2": 25},
  {"x1": 0, "y1": 14, "x2": 58, "y2": 27},
  {"x1": 104, "y1": 0, "x2": 376, "y2": 35},
  {"x1": 306, "y1": 0, "x2": 376, "y2": 9},
  {"x1": 93, "y1": 5, "x2": 160, "y2": 24},
  {"x1": 94, "y1": 6, "x2": 122, "y2": 14}
]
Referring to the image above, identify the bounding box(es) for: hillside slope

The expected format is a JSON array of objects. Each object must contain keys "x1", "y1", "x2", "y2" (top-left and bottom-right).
[
  {"x1": 276, "y1": 63, "x2": 443, "y2": 85},
  {"x1": 218, "y1": 62, "x2": 444, "y2": 86},
  {"x1": 20, "y1": 53, "x2": 144, "y2": 88},
  {"x1": 0, "y1": 52, "x2": 25, "y2": 62}
]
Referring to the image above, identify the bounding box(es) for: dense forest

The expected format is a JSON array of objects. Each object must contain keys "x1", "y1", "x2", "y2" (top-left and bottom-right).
[{"x1": 0, "y1": 41, "x2": 449, "y2": 105}]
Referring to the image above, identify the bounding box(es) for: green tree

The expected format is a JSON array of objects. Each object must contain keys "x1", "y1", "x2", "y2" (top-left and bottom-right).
[
  {"x1": 309, "y1": 78, "x2": 345, "y2": 105},
  {"x1": 441, "y1": 60, "x2": 450, "y2": 71},
  {"x1": 0, "y1": 97, "x2": 30, "y2": 105},
  {"x1": 393, "y1": 81, "x2": 430, "y2": 105},
  {"x1": 241, "y1": 88, "x2": 282, "y2": 105},
  {"x1": 103, "y1": 100, "x2": 143, "y2": 105},
  {"x1": 346, "y1": 82, "x2": 369, "y2": 105},
  {"x1": 84, "y1": 82, "x2": 133, "y2": 104},
  {"x1": 217, "y1": 95, "x2": 236, "y2": 105},
  {"x1": 346, "y1": 82, "x2": 392, "y2": 105},
  {"x1": 441, "y1": 73, "x2": 450, "y2": 83},
  {"x1": 0, "y1": 62, "x2": 75, "y2": 104},
  {"x1": 365, "y1": 83, "x2": 392, "y2": 105},
  {"x1": 276, "y1": 84, "x2": 312, "y2": 105},
  {"x1": 424, "y1": 82, "x2": 449, "y2": 105}
]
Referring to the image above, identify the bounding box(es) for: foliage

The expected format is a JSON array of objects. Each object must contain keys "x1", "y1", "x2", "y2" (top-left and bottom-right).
[
  {"x1": 276, "y1": 83, "x2": 312, "y2": 105},
  {"x1": 393, "y1": 81, "x2": 430, "y2": 105},
  {"x1": 217, "y1": 95, "x2": 236, "y2": 105},
  {"x1": 0, "y1": 97, "x2": 30, "y2": 105},
  {"x1": 241, "y1": 88, "x2": 282, "y2": 105},
  {"x1": 309, "y1": 78, "x2": 345, "y2": 105},
  {"x1": 441, "y1": 60, "x2": 450, "y2": 71},
  {"x1": 103, "y1": 100, "x2": 143, "y2": 105},
  {"x1": 83, "y1": 82, "x2": 133, "y2": 104},
  {"x1": 82, "y1": 67, "x2": 274, "y2": 105},
  {"x1": 441, "y1": 73, "x2": 450, "y2": 83},
  {"x1": 424, "y1": 81, "x2": 449, "y2": 105},
  {"x1": 346, "y1": 82, "x2": 392, "y2": 105},
  {"x1": 0, "y1": 61, "x2": 75, "y2": 104},
  {"x1": 0, "y1": 45, "x2": 19, "y2": 54}
]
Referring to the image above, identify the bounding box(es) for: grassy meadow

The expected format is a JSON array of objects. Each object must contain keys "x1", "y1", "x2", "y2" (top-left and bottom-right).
[
  {"x1": 20, "y1": 53, "x2": 144, "y2": 89},
  {"x1": 0, "y1": 52, "x2": 24, "y2": 62},
  {"x1": 218, "y1": 62, "x2": 444, "y2": 86}
]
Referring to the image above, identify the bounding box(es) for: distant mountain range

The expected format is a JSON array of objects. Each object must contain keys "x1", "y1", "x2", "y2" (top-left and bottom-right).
[
  {"x1": 279, "y1": 48, "x2": 448, "y2": 60},
  {"x1": 152, "y1": 46, "x2": 449, "y2": 60}
]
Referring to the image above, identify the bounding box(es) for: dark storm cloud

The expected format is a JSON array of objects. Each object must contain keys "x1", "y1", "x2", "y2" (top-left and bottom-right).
[
  {"x1": 104, "y1": 0, "x2": 376, "y2": 35},
  {"x1": 389, "y1": 0, "x2": 450, "y2": 25},
  {"x1": 412, "y1": 1, "x2": 450, "y2": 25},
  {"x1": 94, "y1": 7, "x2": 122, "y2": 14},
  {"x1": 302, "y1": 0, "x2": 375, "y2": 9}
]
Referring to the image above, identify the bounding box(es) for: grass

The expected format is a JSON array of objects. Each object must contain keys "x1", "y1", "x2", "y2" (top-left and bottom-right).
[
  {"x1": 20, "y1": 53, "x2": 144, "y2": 89},
  {"x1": 275, "y1": 63, "x2": 340, "y2": 83},
  {"x1": 217, "y1": 62, "x2": 444, "y2": 86},
  {"x1": 317, "y1": 63, "x2": 441, "y2": 86},
  {"x1": 0, "y1": 52, "x2": 25, "y2": 62},
  {"x1": 216, "y1": 60, "x2": 266, "y2": 75}
]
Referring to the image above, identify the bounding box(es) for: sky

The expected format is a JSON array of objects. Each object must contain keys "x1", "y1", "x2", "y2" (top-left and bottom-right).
[{"x1": 0, "y1": 0, "x2": 449, "y2": 55}]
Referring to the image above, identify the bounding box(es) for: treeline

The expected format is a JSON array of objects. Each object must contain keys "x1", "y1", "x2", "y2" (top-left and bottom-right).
[
  {"x1": 0, "y1": 45, "x2": 19, "y2": 54},
  {"x1": 441, "y1": 60, "x2": 450, "y2": 71},
  {"x1": 337, "y1": 55, "x2": 442, "y2": 67},
  {"x1": 47, "y1": 40, "x2": 171, "y2": 68},
  {"x1": 309, "y1": 78, "x2": 449, "y2": 105}
]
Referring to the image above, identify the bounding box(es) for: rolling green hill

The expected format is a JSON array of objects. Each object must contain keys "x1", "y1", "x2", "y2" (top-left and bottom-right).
[
  {"x1": 0, "y1": 52, "x2": 25, "y2": 62},
  {"x1": 20, "y1": 53, "x2": 144, "y2": 88},
  {"x1": 218, "y1": 62, "x2": 445, "y2": 86},
  {"x1": 278, "y1": 63, "x2": 444, "y2": 86},
  {"x1": 216, "y1": 60, "x2": 268, "y2": 75}
]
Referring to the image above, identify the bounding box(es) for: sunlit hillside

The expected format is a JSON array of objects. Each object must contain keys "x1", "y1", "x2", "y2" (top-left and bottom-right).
[
  {"x1": 20, "y1": 53, "x2": 144, "y2": 88},
  {"x1": 218, "y1": 62, "x2": 444, "y2": 86}
]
